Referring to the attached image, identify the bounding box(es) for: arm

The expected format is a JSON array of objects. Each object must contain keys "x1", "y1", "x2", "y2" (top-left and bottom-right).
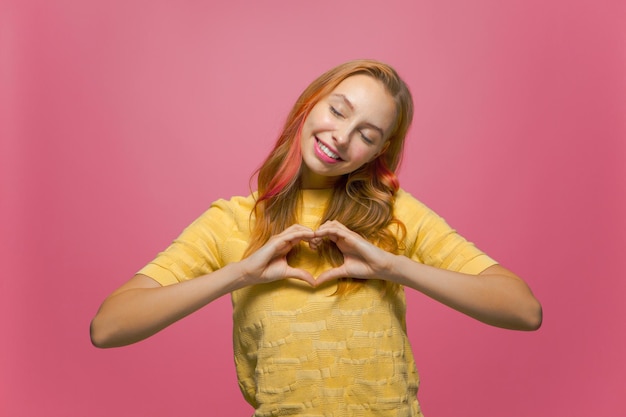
[
  {"x1": 90, "y1": 266, "x2": 245, "y2": 348},
  {"x1": 383, "y1": 260, "x2": 542, "y2": 330},
  {"x1": 90, "y1": 225, "x2": 317, "y2": 348},
  {"x1": 313, "y1": 221, "x2": 542, "y2": 331}
]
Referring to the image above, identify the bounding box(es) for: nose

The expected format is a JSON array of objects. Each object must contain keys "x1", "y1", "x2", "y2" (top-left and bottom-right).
[{"x1": 332, "y1": 122, "x2": 351, "y2": 147}]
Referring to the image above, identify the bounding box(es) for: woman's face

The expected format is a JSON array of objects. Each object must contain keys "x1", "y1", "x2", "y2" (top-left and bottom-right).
[{"x1": 300, "y1": 74, "x2": 397, "y2": 189}]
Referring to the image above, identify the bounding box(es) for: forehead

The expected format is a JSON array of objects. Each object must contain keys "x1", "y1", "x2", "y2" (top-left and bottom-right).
[
  {"x1": 329, "y1": 74, "x2": 397, "y2": 133},
  {"x1": 331, "y1": 74, "x2": 389, "y2": 100}
]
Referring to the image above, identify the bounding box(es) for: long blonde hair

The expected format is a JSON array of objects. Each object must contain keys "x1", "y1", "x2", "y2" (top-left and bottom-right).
[{"x1": 245, "y1": 59, "x2": 414, "y2": 294}]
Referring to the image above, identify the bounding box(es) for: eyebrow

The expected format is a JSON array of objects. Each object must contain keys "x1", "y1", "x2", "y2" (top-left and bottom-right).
[{"x1": 330, "y1": 93, "x2": 385, "y2": 137}]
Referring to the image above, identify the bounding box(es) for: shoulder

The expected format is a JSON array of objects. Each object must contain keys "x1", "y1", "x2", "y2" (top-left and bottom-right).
[
  {"x1": 209, "y1": 192, "x2": 257, "y2": 215},
  {"x1": 204, "y1": 192, "x2": 257, "y2": 217},
  {"x1": 189, "y1": 192, "x2": 257, "y2": 232},
  {"x1": 394, "y1": 188, "x2": 433, "y2": 217},
  {"x1": 393, "y1": 188, "x2": 453, "y2": 236}
]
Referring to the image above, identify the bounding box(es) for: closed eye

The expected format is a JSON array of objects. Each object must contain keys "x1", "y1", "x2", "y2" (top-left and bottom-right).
[
  {"x1": 360, "y1": 131, "x2": 374, "y2": 144},
  {"x1": 329, "y1": 106, "x2": 344, "y2": 118}
]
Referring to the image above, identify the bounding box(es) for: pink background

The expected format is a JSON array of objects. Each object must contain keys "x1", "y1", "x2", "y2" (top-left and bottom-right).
[{"x1": 2, "y1": 1, "x2": 625, "y2": 416}]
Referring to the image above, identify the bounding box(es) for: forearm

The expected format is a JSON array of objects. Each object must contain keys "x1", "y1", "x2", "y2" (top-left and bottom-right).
[
  {"x1": 91, "y1": 225, "x2": 318, "y2": 348},
  {"x1": 385, "y1": 255, "x2": 542, "y2": 330},
  {"x1": 90, "y1": 262, "x2": 247, "y2": 348}
]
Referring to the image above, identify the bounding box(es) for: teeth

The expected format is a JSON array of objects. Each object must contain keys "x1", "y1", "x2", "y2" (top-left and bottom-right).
[{"x1": 318, "y1": 140, "x2": 340, "y2": 159}]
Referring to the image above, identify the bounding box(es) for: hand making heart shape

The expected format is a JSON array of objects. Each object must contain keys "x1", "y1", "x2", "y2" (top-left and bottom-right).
[
  {"x1": 311, "y1": 220, "x2": 394, "y2": 286},
  {"x1": 239, "y1": 221, "x2": 395, "y2": 288}
]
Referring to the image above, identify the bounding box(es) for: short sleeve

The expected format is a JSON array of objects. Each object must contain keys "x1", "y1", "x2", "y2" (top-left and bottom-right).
[
  {"x1": 137, "y1": 195, "x2": 254, "y2": 286},
  {"x1": 395, "y1": 189, "x2": 497, "y2": 275}
]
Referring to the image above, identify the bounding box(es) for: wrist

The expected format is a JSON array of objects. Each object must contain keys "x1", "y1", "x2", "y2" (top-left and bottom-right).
[
  {"x1": 378, "y1": 253, "x2": 412, "y2": 286},
  {"x1": 376, "y1": 252, "x2": 400, "y2": 281},
  {"x1": 226, "y1": 260, "x2": 254, "y2": 290}
]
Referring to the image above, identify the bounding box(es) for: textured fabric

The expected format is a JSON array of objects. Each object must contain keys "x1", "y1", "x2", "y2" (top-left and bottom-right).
[{"x1": 138, "y1": 188, "x2": 497, "y2": 416}]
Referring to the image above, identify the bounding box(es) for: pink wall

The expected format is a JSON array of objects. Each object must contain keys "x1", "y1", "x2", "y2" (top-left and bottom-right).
[{"x1": 2, "y1": 1, "x2": 624, "y2": 416}]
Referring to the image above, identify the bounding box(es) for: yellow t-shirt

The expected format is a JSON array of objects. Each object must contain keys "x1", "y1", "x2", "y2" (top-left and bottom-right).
[{"x1": 138, "y1": 188, "x2": 496, "y2": 417}]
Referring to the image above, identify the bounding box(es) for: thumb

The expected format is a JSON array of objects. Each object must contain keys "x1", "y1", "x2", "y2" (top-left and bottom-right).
[
  {"x1": 286, "y1": 267, "x2": 317, "y2": 287},
  {"x1": 315, "y1": 267, "x2": 347, "y2": 287}
]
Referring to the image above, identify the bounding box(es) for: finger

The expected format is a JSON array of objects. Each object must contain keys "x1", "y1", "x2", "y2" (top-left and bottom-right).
[
  {"x1": 319, "y1": 219, "x2": 346, "y2": 228},
  {"x1": 314, "y1": 228, "x2": 370, "y2": 255},
  {"x1": 283, "y1": 224, "x2": 315, "y2": 233},
  {"x1": 308, "y1": 237, "x2": 323, "y2": 251},
  {"x1": 284, "y1": 226, "x2": 316, "y2": 243},
  {"x1": 279, "y1": 225, "x2": 315, "y2": 241},
  {"x1": 314, "y1": 221, "x2": 357, "y2": 240},
  {"x1": 285, "y1": 267, "x2": 316, "y2": 286},
  {"x1": 269, "y1": 227, "x2": 316, "y2": 254},
  {"x1": 315, "y1": 267, "x2": 347, "y2": 286},
  {"x1": 312, "y1": 227, "x2": 345, "y2": 243},
  {"x1": 316, "y1": 220, "x2": 347, "y2": 232}
]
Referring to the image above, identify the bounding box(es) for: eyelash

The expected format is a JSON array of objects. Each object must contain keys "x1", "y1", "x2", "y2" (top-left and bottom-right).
[
  {"x1": 329, "y1": 106, "x2": 374, "y2": 144},
  {"x1": 329, "y1": 106, "x2": 343, "y2": 118},
  {"x1": 360, "y1": 132, "x2": 373, "y2": 144}
]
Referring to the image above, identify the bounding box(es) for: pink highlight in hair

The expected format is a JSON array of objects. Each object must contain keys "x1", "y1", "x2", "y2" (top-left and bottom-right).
[
  {"x1": 258, "y1": 121, "x2": 305, "y2": 202},
  {"x1": 374, "y1": 157, "x2": 400, "y2": 191}
]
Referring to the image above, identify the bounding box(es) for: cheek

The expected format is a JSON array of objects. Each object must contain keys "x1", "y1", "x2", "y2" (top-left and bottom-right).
[{"x1": 350, "y1": 145, "x2": 380, "y2": 165}]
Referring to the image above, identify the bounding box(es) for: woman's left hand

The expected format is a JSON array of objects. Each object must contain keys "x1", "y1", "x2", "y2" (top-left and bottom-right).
[
  {"x1": 310, "y1": 221, "x2": 542, "y2": 330},
  {"x1": 311, "y1": 220, "x2": 396, "y2": 285}
]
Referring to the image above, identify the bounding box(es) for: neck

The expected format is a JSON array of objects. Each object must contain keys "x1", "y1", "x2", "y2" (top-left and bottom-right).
[{"x1": 300, "y1": 166, "x2": 341, "y2": 189}]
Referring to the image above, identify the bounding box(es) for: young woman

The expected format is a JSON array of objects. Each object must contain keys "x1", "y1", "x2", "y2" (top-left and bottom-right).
[{"x1": 91, "y1": 60, "x2": 542, "y2": 416}]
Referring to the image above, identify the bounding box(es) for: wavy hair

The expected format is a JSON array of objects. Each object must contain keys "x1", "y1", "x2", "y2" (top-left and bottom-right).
[{"x1": 244, "y1": 59, "x2": 414, "y2": 294}]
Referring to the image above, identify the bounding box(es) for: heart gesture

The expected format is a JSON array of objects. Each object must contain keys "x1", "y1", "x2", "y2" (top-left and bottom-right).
[
  {"x1": 239, "y1": 224, "x2": 317, "y2": 286},
  {"x1": 312, "y1": 220, "x2": 395, "y2": 286},
  {"x1": 240, "y1": 221, "x2": 395, "y2": 288}
]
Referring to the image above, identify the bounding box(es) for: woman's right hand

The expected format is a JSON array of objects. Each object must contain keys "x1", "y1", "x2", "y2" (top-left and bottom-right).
[
  {"x1": 238, "y1": 224, "x2": 316, "y2": 286},
  {"x1": 91, "y1": 224, "x2": 317, "y2": 348}
]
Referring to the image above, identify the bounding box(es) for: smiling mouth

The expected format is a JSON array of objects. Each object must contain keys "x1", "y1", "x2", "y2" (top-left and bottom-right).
[{"x1": 316, "y1": 139, "x2": 342, "y2": 160}]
